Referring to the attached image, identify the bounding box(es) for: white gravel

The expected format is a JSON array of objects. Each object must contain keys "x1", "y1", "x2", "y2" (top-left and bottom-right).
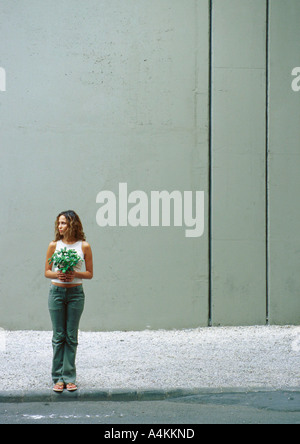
[{"x1": 0, "y1": 326, "x2": 299, "y2": 391}]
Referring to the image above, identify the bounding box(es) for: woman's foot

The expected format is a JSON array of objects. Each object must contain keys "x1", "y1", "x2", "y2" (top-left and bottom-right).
[
  {"x1": 53, "y1": 382, "x2": 64, "y2": 393},
  {"x1": 66, "y1": 383, "x2": 77, "y2": 392}
]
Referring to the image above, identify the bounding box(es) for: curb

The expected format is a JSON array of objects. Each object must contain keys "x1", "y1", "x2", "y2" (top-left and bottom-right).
[
  {"x1": 0, "y1": 387, "x2": 299, "y2": 403},
  {"x1": 0, "y1": 388, "x2": 193, "y2": 403}
]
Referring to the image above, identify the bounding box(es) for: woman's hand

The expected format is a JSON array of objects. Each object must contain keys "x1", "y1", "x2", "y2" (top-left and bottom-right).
[
  {"x1": 64, "y1": 271, "x2": 75, "y2": 282},
  {"x1": 56, "y1": 270, "x2": 75, "y2": 282},
  {"x1": 57, "y1": 270, "x2": 67, "y2": 282}
]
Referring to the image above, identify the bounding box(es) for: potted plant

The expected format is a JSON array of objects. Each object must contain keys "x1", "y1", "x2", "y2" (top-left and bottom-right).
[{"x1": 48, "y1": 247, "x2": 83, "y2": 274}]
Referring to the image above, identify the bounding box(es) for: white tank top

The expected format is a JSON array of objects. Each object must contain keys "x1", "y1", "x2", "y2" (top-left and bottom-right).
[{"x1": 51, "y1": 240, "x2": 84, "y2": 285}]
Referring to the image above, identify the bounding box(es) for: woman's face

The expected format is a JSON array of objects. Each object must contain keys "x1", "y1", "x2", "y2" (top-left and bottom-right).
[{"x1": 58, "y1": 215, "x2": 69, "y2": 238}]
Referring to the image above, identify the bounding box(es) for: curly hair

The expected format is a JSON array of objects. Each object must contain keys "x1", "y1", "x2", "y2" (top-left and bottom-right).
[{"x1": 54, "y1": 210, "x2": 86, "y2": 242}]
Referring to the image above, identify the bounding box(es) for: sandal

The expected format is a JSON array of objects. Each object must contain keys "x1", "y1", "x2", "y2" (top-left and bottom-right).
[
  {"x1": 66, "y1": 383, "x2": 77, "y2": 392},
  {"x1": 53, "y1": 382, "x2": 64, "y2": 393}
]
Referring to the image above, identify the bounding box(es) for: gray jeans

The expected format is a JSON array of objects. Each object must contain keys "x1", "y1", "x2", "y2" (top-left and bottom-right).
[{"x1": 48, "y1": 284, "x2": 85, "y2": 384}]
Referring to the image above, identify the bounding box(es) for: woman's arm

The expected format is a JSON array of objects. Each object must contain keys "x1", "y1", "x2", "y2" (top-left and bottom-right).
[
  {"x1": 44, "y1": 241, "x2": 66, "y2": 281},
  {"x1": 74, "y1": 242, "x2": 93, "y2": 280}
]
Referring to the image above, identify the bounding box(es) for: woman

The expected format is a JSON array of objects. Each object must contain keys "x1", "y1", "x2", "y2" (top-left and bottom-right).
[{"x1": 45, "y1": 210, "x2": 93, "y2": 393}]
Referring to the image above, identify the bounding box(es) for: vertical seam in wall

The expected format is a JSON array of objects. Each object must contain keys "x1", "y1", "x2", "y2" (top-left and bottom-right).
[
  {"x1": 194, "y1": 0, "x2": 208, "y2": 327},
  {"x1": 265, "y1": 0, "x2": 270, "y2": 325},
  {"x1": 208, "y1": 0, "x2": 213, "y2": 327},
  {"x1": 194, "y1": 0, "x2": 199, "y2": 132}
]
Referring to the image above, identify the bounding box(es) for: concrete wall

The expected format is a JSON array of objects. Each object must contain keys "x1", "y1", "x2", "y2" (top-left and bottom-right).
[
  {"x1": 211, "y1": 0, "x2": 267, "y2": 325},
  {"x1": 268, "y1": 0, "x2": 300, "y2": 324},
  {"x1": 0, "y1": 0, "x2": 299, "y2": 330}
]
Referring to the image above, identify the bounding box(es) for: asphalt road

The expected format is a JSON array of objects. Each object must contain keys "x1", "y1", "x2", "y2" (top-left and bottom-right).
[{"x1": 0, "y1": 391, "x2": 299, "y2": 425}]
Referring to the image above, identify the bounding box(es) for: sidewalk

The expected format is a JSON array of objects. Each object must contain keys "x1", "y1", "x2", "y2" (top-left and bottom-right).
[{"x1": 0, "y1": 326, "x2": 299, "y2": 402}]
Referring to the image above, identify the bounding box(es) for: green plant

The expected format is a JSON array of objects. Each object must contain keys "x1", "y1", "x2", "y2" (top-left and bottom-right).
[{"x1": 48, "y1": 248, "x2": 83, "y2": 274}]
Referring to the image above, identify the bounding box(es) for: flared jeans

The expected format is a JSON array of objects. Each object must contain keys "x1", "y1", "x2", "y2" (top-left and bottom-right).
[{"x1": 48, "y1": 284, "x2": 85, "y2": 385}]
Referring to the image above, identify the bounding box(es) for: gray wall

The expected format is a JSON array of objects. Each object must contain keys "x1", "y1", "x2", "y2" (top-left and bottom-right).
[{"x1": 0, "y1": 0, "x2": 299, "y2": 331}]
